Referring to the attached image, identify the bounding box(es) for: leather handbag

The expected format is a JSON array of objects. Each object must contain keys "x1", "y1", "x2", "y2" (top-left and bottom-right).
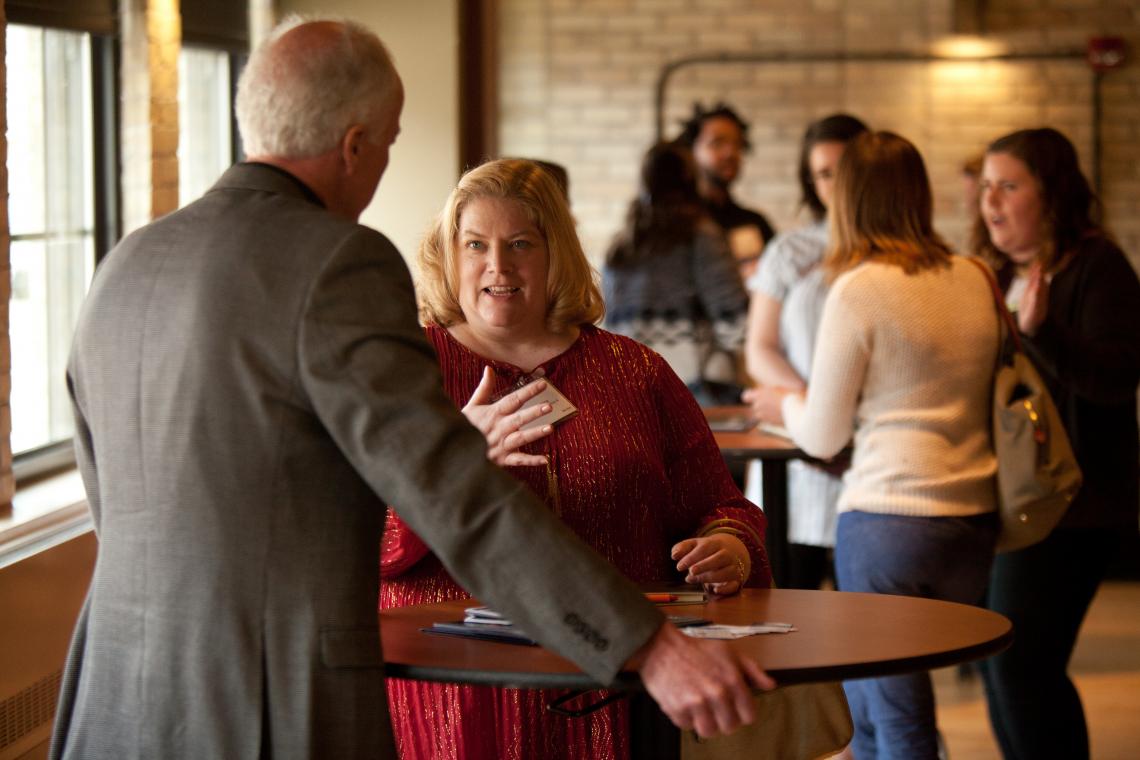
[
  {"x1": 681, "y1": 681, "x2": 853, "y2": 760},
  {"x1": 968, "y1": 258, "x2": 1082, "y2": 553}
]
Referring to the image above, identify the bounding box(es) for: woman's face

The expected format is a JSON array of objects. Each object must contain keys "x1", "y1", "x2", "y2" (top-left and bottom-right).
[
  {"x1": 455, "y1": 196, "x2": 550, "y2": 338},
  {"x1": 808, "y1": 140, "x2": 847, "y2": 211},
  {"x1": 980, "y1": 152, "x2": 1046, "y2": 265}
]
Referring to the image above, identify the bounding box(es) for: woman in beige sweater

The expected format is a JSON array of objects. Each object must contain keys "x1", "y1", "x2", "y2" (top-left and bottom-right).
[{"x1": 747, "y1": 131, "x2": 999, "y2": 760}]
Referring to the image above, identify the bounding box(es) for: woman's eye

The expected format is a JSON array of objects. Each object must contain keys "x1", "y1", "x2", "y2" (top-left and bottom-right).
[
  {"x1": 464, "y1": 240, "x2": 484, "y2": 251},
  {"x1": 511, "y1": 239, "x2": 532, "y2": 249}
]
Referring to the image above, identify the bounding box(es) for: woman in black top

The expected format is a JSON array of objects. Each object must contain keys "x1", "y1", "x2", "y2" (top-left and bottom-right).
[{"x1": 974, "y1": 127, "x2": 1140, "y2": 760}]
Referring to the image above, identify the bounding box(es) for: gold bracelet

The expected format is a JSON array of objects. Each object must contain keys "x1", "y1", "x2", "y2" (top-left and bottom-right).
[{"x1": 734, "y1": 556, "x2": 747, "y2": 585}]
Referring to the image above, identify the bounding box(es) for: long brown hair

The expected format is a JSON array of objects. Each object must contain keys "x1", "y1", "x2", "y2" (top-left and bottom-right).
[
  {"x1": 798, "y1": 113, "x2": 868, "y2": 222},
  {"x1": 825, "y1": 131, "x2": 952, "y2": 280},
  {"x1": 606, "y1": 142, "x2": 707, "y2": 269},
  {"x1": 970, "y1": 127, "x2": 1103, "y2": 275}
]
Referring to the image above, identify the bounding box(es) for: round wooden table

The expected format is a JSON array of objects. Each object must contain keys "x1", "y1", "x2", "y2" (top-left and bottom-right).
[
  {"x1": 381, "y1": 588, "x2": 1011, "y2": 688},
  {"x1": 380, "y1": 589, "x2": 1012, "y2": 758}
]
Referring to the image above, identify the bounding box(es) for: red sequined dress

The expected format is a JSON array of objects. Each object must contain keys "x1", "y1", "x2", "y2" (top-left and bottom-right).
[{"x1": 380, "y1": 324, "x2": 770, "y2": 760}]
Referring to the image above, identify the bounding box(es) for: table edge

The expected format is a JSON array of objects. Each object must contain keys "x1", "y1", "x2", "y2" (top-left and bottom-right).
[{"x1": 383, "y1": 620, "x2": 1013, "y2": 691}]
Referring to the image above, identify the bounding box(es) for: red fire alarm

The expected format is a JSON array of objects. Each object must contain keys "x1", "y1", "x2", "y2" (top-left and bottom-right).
[{"x1": 1087, "y1": 37, "x2": 1127, "y2": 70}]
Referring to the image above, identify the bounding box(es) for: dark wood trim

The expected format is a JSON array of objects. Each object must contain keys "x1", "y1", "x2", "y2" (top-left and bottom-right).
[
  {"x1": 6, "y1": 0, "x2": 115, "y2": 36},
  {"x1": 230, "y1": 52, "x2": 248, "y2": 163},
  {"x1": 179, "y1": 0, "x2": 249, "y2": 52},
  {"x1": 92, "y1": 33, "x2": 120, "y2": 262},
  {"x1": 458, "y1": 0, "x2": 497, "y2": 174}
]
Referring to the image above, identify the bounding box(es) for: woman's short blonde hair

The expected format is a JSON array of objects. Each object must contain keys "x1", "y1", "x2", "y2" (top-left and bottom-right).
[
  {"x1": 416, "y1": 158, "x2": 604, "y2": 332},
  {"x1": 826, "y1": 131, "x2": 952, "y2": 279}
]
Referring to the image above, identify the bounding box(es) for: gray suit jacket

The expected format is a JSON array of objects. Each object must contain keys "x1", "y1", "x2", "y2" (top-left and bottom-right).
[{"x1": 51, "y1": 163, "x2": 662, "y2": 759}]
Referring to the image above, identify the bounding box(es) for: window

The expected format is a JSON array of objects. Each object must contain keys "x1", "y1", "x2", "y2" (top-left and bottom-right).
[
  {"x1": 6, "y1": 24, "x2": 96, "y2": 463},
  {"x1": 178, "y1": 45, "x2": 233, "y2": 205}
]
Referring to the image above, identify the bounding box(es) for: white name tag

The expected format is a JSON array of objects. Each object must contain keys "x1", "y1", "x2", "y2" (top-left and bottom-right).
[{"x1": 519, "y1": 378, "x2": 578, "y2": 430}]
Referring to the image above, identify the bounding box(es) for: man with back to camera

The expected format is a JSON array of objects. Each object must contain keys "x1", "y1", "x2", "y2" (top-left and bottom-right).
[
  {"x1": 676, "y1": 103, "x2": 777, "y2": 283},
  {"x1": 50, "y1": 17, "x2": 774, "y2": 759}
]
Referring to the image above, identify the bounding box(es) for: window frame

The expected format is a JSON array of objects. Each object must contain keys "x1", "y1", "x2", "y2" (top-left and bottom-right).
[
  {"x1": 7, "y1": 3, "x2": 249, "y2": 486},
  {"x1": 8, "y1": 24, "x2": 119, "y2": 484}
]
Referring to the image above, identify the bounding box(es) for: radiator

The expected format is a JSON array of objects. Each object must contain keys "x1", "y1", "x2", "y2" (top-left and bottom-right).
[{"x1": 0, "y1": 531, "x2": 96, "y2": 760}]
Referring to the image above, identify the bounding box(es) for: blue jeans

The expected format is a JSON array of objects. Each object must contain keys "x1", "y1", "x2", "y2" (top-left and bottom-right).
[{"x1": 835, "y1": 510, "x2": 998, "y2": 760}]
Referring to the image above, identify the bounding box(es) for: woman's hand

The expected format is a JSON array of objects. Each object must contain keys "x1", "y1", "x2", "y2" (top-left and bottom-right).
[
  {"x1": 670, "y1": 534, "x2": 751, "y2": 596},
  {"x1": 462, "y1": 366, "x2": 554, "y2": 467},
  {"x1": 741, "y1": 385, "x2": 796, "y2": 425},
  {"x1": 1017, "y1": 261, "x2": 1049, "y2": 337}
]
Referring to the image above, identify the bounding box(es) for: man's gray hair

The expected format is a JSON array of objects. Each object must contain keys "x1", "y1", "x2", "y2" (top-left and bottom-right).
[{"x1": 236, "y1": 16, "x2": 399, "y2": 159}]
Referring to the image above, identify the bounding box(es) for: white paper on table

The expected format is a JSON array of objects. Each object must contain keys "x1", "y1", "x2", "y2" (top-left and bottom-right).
[{"x1": 681, "y1": 623, "x2": 797, "y2": 639}]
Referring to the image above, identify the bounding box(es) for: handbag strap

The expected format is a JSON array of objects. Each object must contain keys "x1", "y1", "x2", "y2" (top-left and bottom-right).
[{"x1": 965, "y1": 256, "x2": 1023, "y2": 357}]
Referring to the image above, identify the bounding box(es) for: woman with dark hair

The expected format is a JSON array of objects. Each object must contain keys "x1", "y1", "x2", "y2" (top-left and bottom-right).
[
  {"x1": 741, "y1": 113, "x2": 868, "y2": 590},
  {"x1": 603, "y1": 141, "x2": 750, "y2": 406},
  {"x1": 750, "y1": 131, "x2": 1000, "y2": 759},
  {"x1": 974, "y1": 127, "x2": 1140, "y2": 760}
]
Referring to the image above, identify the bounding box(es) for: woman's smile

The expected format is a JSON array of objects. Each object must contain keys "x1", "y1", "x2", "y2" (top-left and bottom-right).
[{"x1": 456, "y1": 196, "x2": 550, "y2": 337}]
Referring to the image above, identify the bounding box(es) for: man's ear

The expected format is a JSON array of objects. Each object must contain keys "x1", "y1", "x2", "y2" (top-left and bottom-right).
[{"x1": 340, "y1": 124, "x2": 367, "y2": 174}]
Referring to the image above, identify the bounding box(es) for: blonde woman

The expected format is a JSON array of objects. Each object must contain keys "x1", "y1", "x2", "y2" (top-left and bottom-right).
[{"x1": 380, "y1": 159, "x2": 771, "y2": 760}]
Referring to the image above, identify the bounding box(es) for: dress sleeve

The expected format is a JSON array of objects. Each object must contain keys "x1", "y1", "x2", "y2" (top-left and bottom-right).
[
  {"x1": 380, "y1": 507, "x2": 432, "y2": 578},
  {"x1": 1023, "y1": 240, "x2": 1140, "y2": 404},
  {"x1": 652, "y1": 354, "x2": 772, "y2": 588},
  {"x1": 782, "y1": 272, "x2": 870, "y2": 459}
]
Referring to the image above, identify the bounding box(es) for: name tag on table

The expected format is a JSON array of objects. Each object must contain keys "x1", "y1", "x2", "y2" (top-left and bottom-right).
[{"x1": 519, "y1": 378, "x2": 578, "y2": 431}]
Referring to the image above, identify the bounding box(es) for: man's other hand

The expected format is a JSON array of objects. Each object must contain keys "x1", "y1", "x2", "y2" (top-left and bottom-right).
[{"x1": 626, "y1": 622, "x2": 776, "y2": 738}]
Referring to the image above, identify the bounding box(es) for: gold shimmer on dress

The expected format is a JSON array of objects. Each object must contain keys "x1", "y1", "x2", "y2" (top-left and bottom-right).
[{"x1": 380, "y1": 325, "x2": 770, "y2": 760}]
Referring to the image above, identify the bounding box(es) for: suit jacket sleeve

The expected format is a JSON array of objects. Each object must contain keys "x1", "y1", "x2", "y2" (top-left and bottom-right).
[{"x1": 297, "y1": 227, "x2": 662, "y2": 683}]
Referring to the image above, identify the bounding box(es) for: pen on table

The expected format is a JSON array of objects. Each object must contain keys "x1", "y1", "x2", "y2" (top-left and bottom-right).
[
  {"x1": 752, "y1": 621, "x2": 795, "y2": 628},
  {"x1": 644, "y1": 593, "x2": 678, "y2": 603}
]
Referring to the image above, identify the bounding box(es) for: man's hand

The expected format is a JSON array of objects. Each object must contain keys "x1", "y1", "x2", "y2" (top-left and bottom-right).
[
  {"x1": 462, "y1": 366, "x2": 554, "y2": 467},
  {"x1": 627, "y1": 622, "x2": 776, "y2": 738}
]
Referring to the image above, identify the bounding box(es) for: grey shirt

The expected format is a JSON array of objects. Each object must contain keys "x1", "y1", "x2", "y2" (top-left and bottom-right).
[{"x1": 747, "y1": 221, "x2": 843, "y2": 546}]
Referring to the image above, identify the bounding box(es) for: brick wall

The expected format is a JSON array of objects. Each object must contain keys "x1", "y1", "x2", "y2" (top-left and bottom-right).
[
  {"x1": 120, "y1": 0, "x2": 181, "y2": 236},
  {"x1": 249, "y1": 0, "x2": 275, "y2": 48},
  {"x1": 1, "y1": 2, "x2": 11, "y2": 513},
  {"x1": 498, "y1": 0, "x2": 1140, "y2": 270}
]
